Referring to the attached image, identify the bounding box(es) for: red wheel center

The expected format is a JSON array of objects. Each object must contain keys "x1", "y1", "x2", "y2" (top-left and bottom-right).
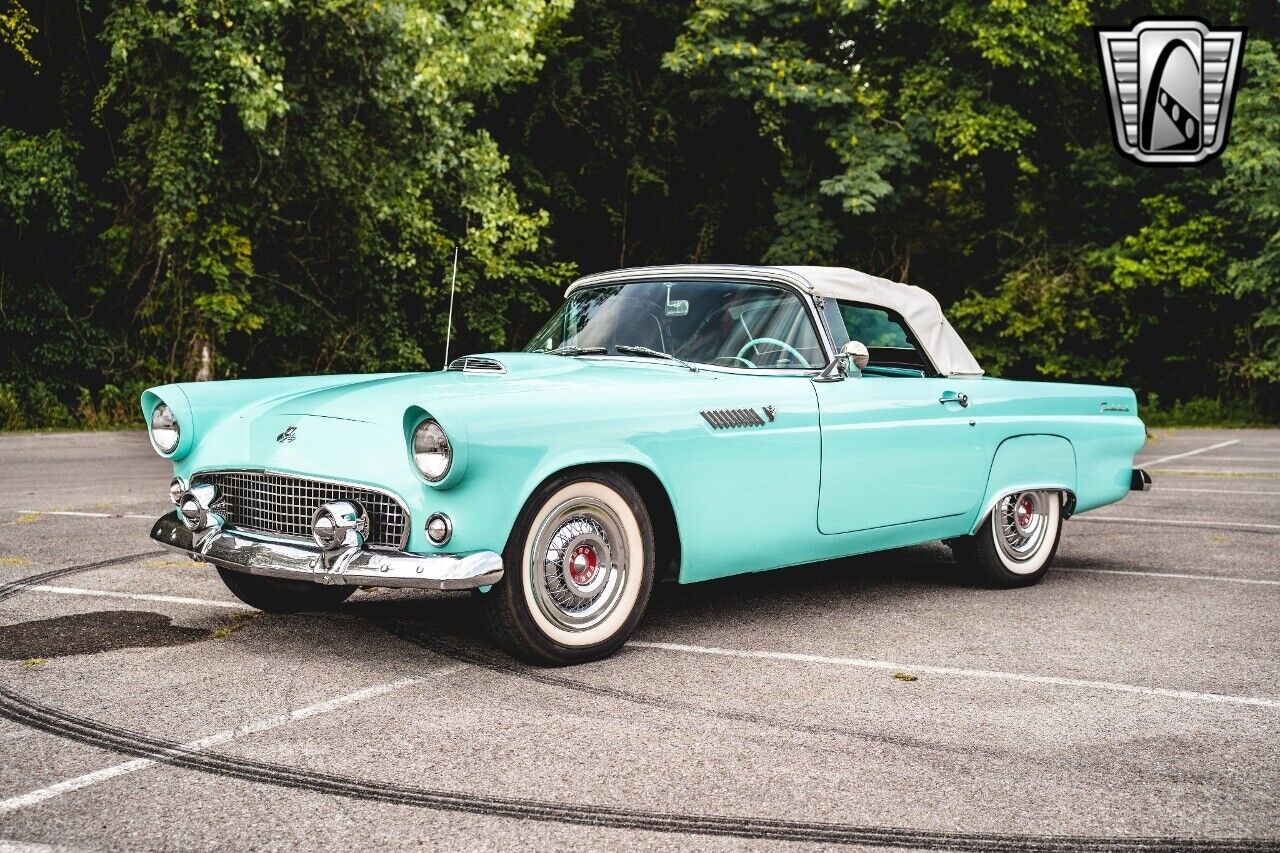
[
  {"x1": 569, "y1": 544, "x2": 598, "y2": 584},
  {"x1": 1015, "y1": 497, "x2": 1035, "y2": 529}
]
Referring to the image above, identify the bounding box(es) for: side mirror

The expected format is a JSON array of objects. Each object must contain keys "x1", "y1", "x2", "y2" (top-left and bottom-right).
[
  {"x1": 814, "y1": 340, "x2": 870, "y2": 382},
  {"x1": 844, "y1": 340, "x2": 870, "y2": 370}
]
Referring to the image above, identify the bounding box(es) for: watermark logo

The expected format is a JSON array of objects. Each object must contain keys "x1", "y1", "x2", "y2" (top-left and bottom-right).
[{"x1": 1095, "y1": 18, "x2": 1246, "y2": 165}]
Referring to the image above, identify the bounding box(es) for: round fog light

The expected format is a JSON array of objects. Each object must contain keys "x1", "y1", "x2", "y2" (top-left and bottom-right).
[{"x1": 425, "y1": 513, "x2": 452, "y2": 546}]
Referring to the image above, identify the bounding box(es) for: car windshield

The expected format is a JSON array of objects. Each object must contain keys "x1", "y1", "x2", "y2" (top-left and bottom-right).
[{"x1": 524, "y1": 280, "x2": 827, "y2": 369}]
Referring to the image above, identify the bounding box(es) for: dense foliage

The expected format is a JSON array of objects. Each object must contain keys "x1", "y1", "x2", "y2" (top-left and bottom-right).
[{"x1": 2, "y1": 0, "x2": 1277, "y2": 428}]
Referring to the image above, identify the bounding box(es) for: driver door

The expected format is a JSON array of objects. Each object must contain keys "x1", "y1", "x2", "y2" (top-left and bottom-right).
[{"x1": 815, "y1": 302, "x2": 986, "y2": 534}]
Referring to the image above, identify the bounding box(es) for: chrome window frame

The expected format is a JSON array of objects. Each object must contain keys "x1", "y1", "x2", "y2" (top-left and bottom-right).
[
  {"x1": 190, "y1": 468, "x2": 412, "y2": 551},
  {"x1": 560, "y1": 266, "x2": 837, "y2": 372}
]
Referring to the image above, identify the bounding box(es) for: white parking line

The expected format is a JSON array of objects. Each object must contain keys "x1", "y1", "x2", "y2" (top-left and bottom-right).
[
  {"x1": 1139, "y1": 456, "x2": 1280, "y2": 464},
  {"x1": 1139, "y1": 439, "x2": 1239, "y2": 467},
  {"x1": 1155, "y1": 487, "x2": 1280, "y2": 496},
  {"x1": 1055, "y1": 567, "x2": 1280, "y2": 586},
  {"x1": 630, "y1": 642, "x2": 1280, "y2": 709},
  {"x1": 26, "y1": 585, "x2": 255, "y2": 611},
  {"x1": 1072, "y1": 516, "x2": 1280, "y2": 532},
  {"x1": 0, "y1": 673, "x2": 446, "y2": 814},
  {"x1": 11, "y1": 509, "x2": 157, "y2": 520}
]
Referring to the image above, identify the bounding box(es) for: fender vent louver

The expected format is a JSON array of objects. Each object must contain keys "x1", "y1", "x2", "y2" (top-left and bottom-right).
[
  {"x1": 447, "y1": 356, "x2": 506, "y2": 374},
  {"x1": 702, "y1": 408, "x2": 766, "y2": 429}
]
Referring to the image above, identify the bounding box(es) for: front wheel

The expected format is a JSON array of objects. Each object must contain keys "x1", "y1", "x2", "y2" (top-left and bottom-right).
[
  {"x1": 478, "y1": 470, "x2": 655, "y2": 665},
  {"x1": 948, "y1": 490, "x2": 1063, "y2": 587}
]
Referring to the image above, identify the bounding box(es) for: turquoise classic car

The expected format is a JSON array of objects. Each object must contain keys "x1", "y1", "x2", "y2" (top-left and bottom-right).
[{"x1": 144, "y1": 264, "x2": 1151, "y2": 665}]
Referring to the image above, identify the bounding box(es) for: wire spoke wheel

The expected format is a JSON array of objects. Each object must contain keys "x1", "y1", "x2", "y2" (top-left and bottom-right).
[
  {"x1": 993, "y1": 490, "x2": 1052, "y2": 569},
  {"x1": 528, "y1": 496, "x2": 630, "y2": 633}
]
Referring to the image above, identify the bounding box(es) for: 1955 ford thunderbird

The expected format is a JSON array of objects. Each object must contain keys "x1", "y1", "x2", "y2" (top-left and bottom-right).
[{"x1": 144, "y1": 264, "x2": 1151, "y2": 665}]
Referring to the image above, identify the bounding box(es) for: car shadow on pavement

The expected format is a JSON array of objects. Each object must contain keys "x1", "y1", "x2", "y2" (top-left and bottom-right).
[
  {"x1": 0, "y1": 610, "x2": 209, "y2": 660},
  {"x1": 337, "y1": 543, "x2": 970, "y2": 657}
]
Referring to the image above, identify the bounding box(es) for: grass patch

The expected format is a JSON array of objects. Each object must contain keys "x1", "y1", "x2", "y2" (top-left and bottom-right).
[
  {"x1": 210, "y1": 611, "x2": 260, "y2": 639},
  {"x1": 20, "y1": 658, "x2": 48, "y2": 668},
  {"x1": 0, "y1": 556, "x2": 31, "y2": 566},
  {"x1": 14, "y1": 513, "x2": 43, "y2": 524},
  {"x1": 892, "y1": 672, "x2": 919, "y2": 682},
  {"x1": 147, "y1": 558, "x2": 197, "y2": 569},
  {"x1": 1141, "y1": 394, "x2": 1279, "y2": 428}
]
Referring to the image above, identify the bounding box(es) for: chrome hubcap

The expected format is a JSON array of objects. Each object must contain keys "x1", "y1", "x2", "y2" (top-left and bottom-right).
[
  {"x1": 529, "y1": 497, "x2": 629, "y2": 632},
  {"x1": 995, "y1": 490, "x2": 1050, "y2": 563}
]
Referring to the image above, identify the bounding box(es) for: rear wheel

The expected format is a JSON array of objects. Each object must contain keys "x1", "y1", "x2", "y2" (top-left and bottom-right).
[
  {"x1": 478, "y1": 470, "x2": 655, "y2": 666},
  {"x1": 948, "y1": 489, "x2": 1063, "y2": 587},
  {"x1": 217, "y1": 568, "x2": 355, "y2": 613}
]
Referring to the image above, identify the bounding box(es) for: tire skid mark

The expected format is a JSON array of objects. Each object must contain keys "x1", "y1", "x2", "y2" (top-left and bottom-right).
[
  {"x1": 0, "y1": 687, "x2": 1272, "y2": 852},
  {"x1": 2, "y1": 564, "x2": 1278, "y2": 850},
  {"x1": 0, "y1": 552, "x2": 163, "y2": 603},
  {"x1": 371, "y1": 617, "x2": 1034, "y2": 763}
]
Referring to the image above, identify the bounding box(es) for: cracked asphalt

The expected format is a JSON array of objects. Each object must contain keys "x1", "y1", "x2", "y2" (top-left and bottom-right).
[{"x1": 0, "y1": 428, "x2": 1277, "y2": 851}]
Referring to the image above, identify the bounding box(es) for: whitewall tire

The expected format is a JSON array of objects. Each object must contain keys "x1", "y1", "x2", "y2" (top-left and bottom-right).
[
  {"x1": 479, "y1": 470, "x2": 655, "y2": 665},
  {"x1": 948, "y1": 490, "x2": 1063, "y2": 587}
]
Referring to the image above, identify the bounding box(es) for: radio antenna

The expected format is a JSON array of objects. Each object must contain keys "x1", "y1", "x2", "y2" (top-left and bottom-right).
[{"x1": 443, "y1": 245, "x2": 459, "y2": 368}]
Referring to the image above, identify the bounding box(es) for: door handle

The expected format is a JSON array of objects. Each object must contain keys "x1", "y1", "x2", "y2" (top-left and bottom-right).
[{"x1": 939, "y1": 392, "x2": 969, "y2": 408}]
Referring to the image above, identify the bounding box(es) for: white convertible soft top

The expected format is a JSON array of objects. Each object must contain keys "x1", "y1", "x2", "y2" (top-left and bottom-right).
[
  {"x1": 567, "y1": 264, "x2": 983, "y2": 378},
  {"x1": 778, "y1": 266, "x2": 984, "y2": 378}
]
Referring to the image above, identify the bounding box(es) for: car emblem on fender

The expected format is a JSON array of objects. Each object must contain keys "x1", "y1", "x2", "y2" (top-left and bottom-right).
[
  {"x1": 1095, "y1": 18, "x2": 1246, "y2": 166},
  {"x1": 276, "y1": 426, "x2": 297, "y2": 443}
]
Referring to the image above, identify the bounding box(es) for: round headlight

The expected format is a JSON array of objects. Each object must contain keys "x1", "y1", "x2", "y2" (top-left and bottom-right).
[
  {"x1": 412, "y1": 420, "x2": 452, "y2": 482},
  {"x1": 150, "y1": 403, "x2": 180, "y2": 454}
]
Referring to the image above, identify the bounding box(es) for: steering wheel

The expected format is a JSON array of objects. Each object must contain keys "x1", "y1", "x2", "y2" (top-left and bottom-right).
[
  {"x1": 713, "y1": 355, "x2": 757, "y2": 368},
  {"x1": 737, "y1": 337, "x2": 811, "y2": 368}
]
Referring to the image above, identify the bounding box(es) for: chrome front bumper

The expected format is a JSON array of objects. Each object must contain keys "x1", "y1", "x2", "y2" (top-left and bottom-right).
[{"x1": 150, "y1": 513, "x2": 503, "y2": 591}]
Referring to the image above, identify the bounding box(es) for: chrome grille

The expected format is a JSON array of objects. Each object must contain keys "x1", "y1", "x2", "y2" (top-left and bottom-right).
[{"x1": 192, "y1": 471, "x2": 409, "y2": 549}]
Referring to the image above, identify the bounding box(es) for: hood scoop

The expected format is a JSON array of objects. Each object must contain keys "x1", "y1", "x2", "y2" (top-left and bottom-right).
[{"x1": 447, "y1": 356, "x2": 506, "y2": 375}]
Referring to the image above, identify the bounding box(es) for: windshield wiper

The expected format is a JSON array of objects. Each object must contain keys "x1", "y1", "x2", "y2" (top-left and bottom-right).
[
  {"x1": 614, "y1": 345, "x2": 698, "y2": 372},
  {"x1": 540, "y1": 346, "x2": 607, "y2": 357}
]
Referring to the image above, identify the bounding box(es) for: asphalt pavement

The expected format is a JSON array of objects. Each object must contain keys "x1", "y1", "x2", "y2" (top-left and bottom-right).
[{"x1": 0, "y1": 428, "x2": 1277, "y2": 851}]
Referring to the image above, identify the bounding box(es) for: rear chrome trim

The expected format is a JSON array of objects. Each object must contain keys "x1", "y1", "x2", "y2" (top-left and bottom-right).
[
  {"x1": 150, "y1": 513, "x2": 502, "y2": 592},
  {"x1": 1131, "y1": 468, "x2": 1153, "y2": 492}
]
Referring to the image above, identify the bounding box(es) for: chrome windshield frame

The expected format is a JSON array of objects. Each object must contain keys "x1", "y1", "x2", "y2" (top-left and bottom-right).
[{"x1": 557, "y1": 265, "x2": 837, "y2": 371}]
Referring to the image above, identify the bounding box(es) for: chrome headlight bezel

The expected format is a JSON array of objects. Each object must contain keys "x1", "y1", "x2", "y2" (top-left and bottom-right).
[
  {"x1": 411, "y1": 419, "x2": 452, "y2": 483},
  {"x1": 150, "y1": 403, "x2": 181, "y2": 454}
]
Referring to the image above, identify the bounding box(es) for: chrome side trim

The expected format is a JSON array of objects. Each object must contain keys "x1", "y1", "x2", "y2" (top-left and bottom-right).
[
  {"x1": 701, "y1": 408, "x2": 766, "y2": 429},
  {"x1": 1131, "y1": 468, "x2": 1153, "y2": 492},
  {"x1": 150, "y1": 513, "x2": 502, "y2": 592}
]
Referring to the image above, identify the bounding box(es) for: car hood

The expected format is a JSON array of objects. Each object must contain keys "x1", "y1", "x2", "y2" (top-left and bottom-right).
[{"x1": 183, "y1": 352, "x2": 718, "y2": 430}]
